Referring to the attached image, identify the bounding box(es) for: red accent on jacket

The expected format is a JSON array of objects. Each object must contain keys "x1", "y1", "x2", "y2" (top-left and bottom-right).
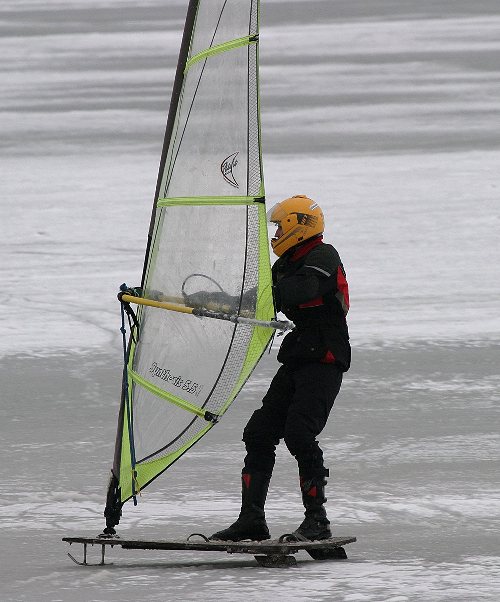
[
  {"x1": 299, "y1": 296, "x2": 324, "y2": 308},
  {"x1": 291, "y1": 236, "x2": 323, "y2": 261}
]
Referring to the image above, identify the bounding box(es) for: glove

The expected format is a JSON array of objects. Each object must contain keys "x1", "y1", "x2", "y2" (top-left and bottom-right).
[{"x1": 184, "y1": 290, "x2": 237, "y2": 311}]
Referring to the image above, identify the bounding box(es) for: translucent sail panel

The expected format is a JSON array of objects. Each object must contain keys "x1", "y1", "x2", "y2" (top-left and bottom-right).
[
  {"x1": 146, "y1": 204, "x2": 258, "y2": 302},
  {"x1": 190, "y1": 0, "x2": 258, "y2": 58},
  {"x1": 159, "y1": 33, "x2": 261, "y2": 198},
  {"x1": 119, "y1": 315, "x2": 270, "y2": 500},
  {"x1": 130, "y1": 319, "x2": 255, "y2": 463},
  {"x1": 131, "y1": 202, "x2": 273, "y2": 463}
]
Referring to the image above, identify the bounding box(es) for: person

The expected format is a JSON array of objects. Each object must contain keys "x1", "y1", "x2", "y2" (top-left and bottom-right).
[{"x1": 210, "y1": 195, "x2": 350, "y2": 542}]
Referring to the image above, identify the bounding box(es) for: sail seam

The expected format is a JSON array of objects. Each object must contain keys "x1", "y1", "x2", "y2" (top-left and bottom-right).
[{"x1": 185, "y1": 34, "x2": 258, "y2": 72}]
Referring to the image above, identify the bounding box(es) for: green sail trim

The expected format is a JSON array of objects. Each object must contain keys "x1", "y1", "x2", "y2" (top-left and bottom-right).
[
  {"x1": 217, "y1": 203, "x2": 274, "y2": 416},
  {"x1": 157, "y1": 196, "x2": 264, "y2": 207},
  {"x1": 129, "y1": 368, "x2": 209, "y2": 419},
  {"x1": 184, "y1": 34, "x2": 258, "y2": 73},
  {"x1": 120, "y1": 419, "x2": 214, "y2": 502}
]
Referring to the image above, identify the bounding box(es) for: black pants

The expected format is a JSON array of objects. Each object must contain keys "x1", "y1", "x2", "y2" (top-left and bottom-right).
[{"x1": 242, "y1": 362, "x2": 343, "y2": 478}]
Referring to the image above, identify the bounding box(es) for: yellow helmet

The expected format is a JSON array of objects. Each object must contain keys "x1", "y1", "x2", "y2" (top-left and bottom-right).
[{"x1": 267, "y1": 195, "x2": 324, "y2": 256}]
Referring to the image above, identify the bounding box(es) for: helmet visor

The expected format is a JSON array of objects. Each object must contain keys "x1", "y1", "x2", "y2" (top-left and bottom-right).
[{"x1": 266, "y1": 202, "x2": 288, "y2": 224}]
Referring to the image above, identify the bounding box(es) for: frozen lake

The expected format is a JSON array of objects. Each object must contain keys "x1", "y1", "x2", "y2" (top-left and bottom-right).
[{"x1": 1, "y1": 0, "x2": 499, "y2": 600}]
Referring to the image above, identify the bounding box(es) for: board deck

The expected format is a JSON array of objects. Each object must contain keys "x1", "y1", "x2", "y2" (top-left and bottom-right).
[{"x1": 63, "y1": 535, "x2": 356, "y2": 567}]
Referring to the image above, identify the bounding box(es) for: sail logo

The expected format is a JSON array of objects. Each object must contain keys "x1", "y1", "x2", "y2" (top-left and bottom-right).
[
  {"x1": 149, "y1": 362, "x2": 203, "y2": 397},
  {"x1": 221, "y1": 152, "x2": 239, "y2": 188}
]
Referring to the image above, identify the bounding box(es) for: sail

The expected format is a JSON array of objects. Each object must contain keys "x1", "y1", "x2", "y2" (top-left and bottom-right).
[{"x1": 105, "y1": 0, "x2": 274, "y2": 524}]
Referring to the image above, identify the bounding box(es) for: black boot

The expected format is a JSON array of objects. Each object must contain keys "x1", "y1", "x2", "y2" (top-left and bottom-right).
[
  {"x1": 293, "y1": 475, "x2": 332, "y2": 541},
  {"x1": 210, "y1": 472, "x2": 271, "y2": 541}
]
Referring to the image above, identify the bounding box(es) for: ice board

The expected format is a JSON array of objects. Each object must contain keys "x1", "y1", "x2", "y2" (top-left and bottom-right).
[{"x1": 63, "y1": 534, "x2": 357, "y2": 567}]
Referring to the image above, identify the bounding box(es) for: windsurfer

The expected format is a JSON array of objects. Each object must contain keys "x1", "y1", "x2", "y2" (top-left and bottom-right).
[{"x1": 210, "y1": 195, "x2": 351, "y2": 542}]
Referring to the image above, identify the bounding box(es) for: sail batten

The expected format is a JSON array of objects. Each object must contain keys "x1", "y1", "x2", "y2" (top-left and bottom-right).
[
  {"x1": 185, "y1": 34, "x2": 258, "y2": 72},
  {"x1": 157, "y1": 196, "x2": 265, "y2": 206},
  {"x1": 106, "y1": 0, "x2": 273, "y2": 523},
  {"x1": 128, "y1": 369, "x2": 209, "y2": 419}
]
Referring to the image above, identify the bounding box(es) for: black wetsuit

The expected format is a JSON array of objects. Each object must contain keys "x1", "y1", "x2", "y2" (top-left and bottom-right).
[{"x1": 242, "y1": 236, "x2": 350, "y2": 479}]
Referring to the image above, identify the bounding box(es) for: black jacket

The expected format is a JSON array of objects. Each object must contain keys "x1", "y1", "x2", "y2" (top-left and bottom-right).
[{"x1": 273, "y1": 236, "x2": 351, "y2": 371}]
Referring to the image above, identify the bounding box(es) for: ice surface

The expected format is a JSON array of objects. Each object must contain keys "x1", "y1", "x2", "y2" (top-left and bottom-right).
[
  {"x1": 1, "y1": 347, "x2": 499, "y2": 600},
  {"x1": 1, "y1": 0, "x2": 500, "y2": 600}
]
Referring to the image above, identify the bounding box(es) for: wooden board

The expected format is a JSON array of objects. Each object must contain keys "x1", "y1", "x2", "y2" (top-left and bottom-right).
[{"x1": 62, "y1": 534, "x2": 356, "y2": 567}]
